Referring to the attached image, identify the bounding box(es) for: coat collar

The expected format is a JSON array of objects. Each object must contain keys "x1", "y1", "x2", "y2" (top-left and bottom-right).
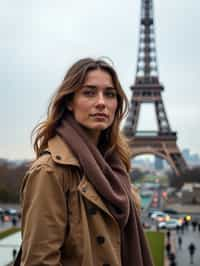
[
  {"x1": 48, "y1": 135, "x2": 80, "y2": 167},
  {"x1": 48, "y1": 135, "x2": 116, "y2": 222}
]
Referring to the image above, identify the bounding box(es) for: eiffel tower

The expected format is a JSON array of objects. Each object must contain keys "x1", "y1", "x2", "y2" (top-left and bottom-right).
[{"x1": 124, "y1": 0, "x2": 187, "y2": 176}]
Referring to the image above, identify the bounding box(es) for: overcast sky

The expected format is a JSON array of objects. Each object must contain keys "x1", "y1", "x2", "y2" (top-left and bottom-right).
[{"x1": 0, "y1": 0, "x2": 200, "y2": 160}]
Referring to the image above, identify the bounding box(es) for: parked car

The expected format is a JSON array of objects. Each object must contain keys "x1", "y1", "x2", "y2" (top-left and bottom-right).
[
  {"x1": 163, "y1": 208, "x2": 178, "y2": 215},
  {"x1": 147, "y1": 208, "x2": 159, "y2": 217},
  {"x1": 4, "y1": 208, "x2": 17, "y2": 216},
  {"x1": 151, "y1": 211, "x2": 170, "y2": 222},
  {"x1": 158, "y1": 218, "x2": 183, "y2": 229}
]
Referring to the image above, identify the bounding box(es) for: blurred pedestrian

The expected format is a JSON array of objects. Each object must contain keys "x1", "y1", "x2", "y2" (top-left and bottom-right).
[
  {"x1": 17, "y1": 212, "x2": 21, "y2": 220},
  {"x1": 166, "y1": 242, "x2": 171, "y2": 257},
  {"x1": 176, "y1": 225, "x2": 180, "y2": 234},
  {"x1": 166, "y1": 230, "x2": 171, "y2": 241},
  {"x1": 12, "y1": 248, "x2": 17, "y2": 260},
  {"x1": 170, "y1": 261, "x2": 177, "y2": 266},
  {"x1": 180, "y1": 223, "x2": 184, "y2": 234},
  {"x1": 184, "y1": 217, "x2": 189, "y2": 230},
  {"x1": 178, "y1": 236, "x2": 182, "y2": 249},
  {"x1": 198, "y1": 223, "x2": 200, "y2": 233},
  {"x1": 169, "y1": 252, "x2": 176, "y2": 265},
  {"x1": 188, "y1": 242, "x2": 196, "y2": 264},
  {"x1": 156, "y1": 222, "x2": 160, "y2": 231},
  {"x1": 191, "y1": 220, "x2": 197, "y2": 232},
  {"x1": 12, "y1": 217, "x2": 17, "y2": 227}
]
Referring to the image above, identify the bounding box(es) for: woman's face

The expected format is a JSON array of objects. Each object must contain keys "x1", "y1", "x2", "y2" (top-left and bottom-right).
[{"x1": 68, "y1": 69, "x2": 118, "y2": 142}]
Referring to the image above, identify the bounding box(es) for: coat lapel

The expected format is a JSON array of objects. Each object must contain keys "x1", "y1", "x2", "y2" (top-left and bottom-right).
[{"x1": 78, "y1": 176, "x2": 117, "y2": 223}]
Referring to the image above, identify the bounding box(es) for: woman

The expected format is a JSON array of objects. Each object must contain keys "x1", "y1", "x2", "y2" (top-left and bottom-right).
[{"x1": 20, "y1": 58, "x2": 153, "y2": 266}]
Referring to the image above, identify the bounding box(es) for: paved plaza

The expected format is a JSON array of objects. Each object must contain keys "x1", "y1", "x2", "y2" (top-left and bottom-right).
[
  {"x1": 164, "y1": 225, "x2": 200, "y2": 266},
  {"x1": 0, "y1": 231, "x2": 21, "y2": 266},
  {"x1": 176, "y1": 225, "x2": 200, "y2": 266}
]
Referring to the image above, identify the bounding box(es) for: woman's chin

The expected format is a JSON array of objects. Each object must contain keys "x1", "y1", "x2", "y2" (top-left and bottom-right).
[{"x1": 92, "y1": 123, "x2": 108, "y2": 131}]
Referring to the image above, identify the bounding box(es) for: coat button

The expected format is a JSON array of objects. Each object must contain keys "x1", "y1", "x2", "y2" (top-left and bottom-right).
[
  {"x1": 96, "y1": 236, "x2": 105, "y2": 245},
  {"x1": 82, "y1": 186, "x2": 87, "y2": 193},
  {"x1": 56, "y1": 155, "x2": 62, "y2": 160}
]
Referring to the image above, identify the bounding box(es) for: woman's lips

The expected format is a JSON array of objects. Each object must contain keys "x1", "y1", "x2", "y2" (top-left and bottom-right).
[{"x1": 90, "y1": 113, "x2": 108, "y2": 120}]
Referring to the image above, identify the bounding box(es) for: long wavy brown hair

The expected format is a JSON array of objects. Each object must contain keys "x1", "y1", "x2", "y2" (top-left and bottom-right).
[{"x1": 32, "y1": 58, "x2": 131, "y2": 171}]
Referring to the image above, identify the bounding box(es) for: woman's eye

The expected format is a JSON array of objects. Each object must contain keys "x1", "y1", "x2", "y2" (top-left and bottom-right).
[
  {"x1": 83, "y1": 90, "x2": 95, "y2": 96},
  {"x1": 105, "y1": 91, "x2": 117, "y2": 98}
]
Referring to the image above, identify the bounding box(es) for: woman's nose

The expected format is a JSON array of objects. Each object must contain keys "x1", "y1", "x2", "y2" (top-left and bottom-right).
[{"x1": 96, "y1": 93, "x2": 105, "y2": 107}]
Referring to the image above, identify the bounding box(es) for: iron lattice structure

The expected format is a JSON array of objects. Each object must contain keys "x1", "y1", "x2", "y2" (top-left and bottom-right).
[{"x1": 124, "y1": 0, "x2": 187, "y2": 175}]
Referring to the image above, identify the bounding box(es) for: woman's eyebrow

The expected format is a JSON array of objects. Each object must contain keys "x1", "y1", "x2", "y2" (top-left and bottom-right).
[
  {"x1": 82, "y1": 85, "x2": 96, "y2": 89},
  {"x1": 105, "y1": 86, "x2": 116, "y2": 90},
  {"x1": 83, "y1": 85, "x2": 115, "y2": 90}
]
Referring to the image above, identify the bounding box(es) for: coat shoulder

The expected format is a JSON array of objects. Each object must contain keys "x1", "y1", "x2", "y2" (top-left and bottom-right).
[
  {"x1": 23, "y1": 152, "x2": 80, "y2": 194},
  {"x1": 30, "y1": 152, "x2": 56, "y2": 170}
]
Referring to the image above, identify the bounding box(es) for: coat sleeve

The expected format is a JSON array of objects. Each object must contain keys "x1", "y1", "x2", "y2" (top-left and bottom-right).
[{"x1": 21, "y1": 163, "x2": 68, "y2": 266}]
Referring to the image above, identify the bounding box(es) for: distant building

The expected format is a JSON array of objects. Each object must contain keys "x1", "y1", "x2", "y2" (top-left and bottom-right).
[
  {"x1": 182, "y1": 149, "x2": 200, "y2": 166},
  {"x1": 182, "y1": 149, "x2": 190, "y2": 161},
  {"x1": 155, "y1": 157, "x2": 164, "y2": 170},
  {"x1": 181, "y1": 183, "x2": 200, "y2": 204}
]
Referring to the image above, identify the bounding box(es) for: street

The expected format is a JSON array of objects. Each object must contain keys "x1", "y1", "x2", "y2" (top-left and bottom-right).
[{"x1": 175, "y1": 224, "x2": 200, "y2": 266}]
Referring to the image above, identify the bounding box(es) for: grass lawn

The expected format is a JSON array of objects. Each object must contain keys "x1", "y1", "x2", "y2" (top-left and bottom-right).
[
  {"x1": 145, "y1": 231, "x2": 165, "y2": 266},
  {"x1": 0, "y1": 227, "x2": 21, "y2": 240}
]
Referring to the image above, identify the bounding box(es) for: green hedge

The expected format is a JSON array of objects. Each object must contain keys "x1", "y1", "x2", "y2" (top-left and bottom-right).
[{"x1": 145, "y1": 231, "x2": 165, "y2": 266}]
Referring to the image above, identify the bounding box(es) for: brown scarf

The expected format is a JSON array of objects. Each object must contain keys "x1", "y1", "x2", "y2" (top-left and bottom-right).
[{"x1": 56, "y1": 114, "x2": 153, "y2": 266}]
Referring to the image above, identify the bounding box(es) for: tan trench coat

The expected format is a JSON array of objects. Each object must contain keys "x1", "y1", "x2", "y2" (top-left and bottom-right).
[{"x1": 21, "y1": 135, "x2": 138, "y2": 266}]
